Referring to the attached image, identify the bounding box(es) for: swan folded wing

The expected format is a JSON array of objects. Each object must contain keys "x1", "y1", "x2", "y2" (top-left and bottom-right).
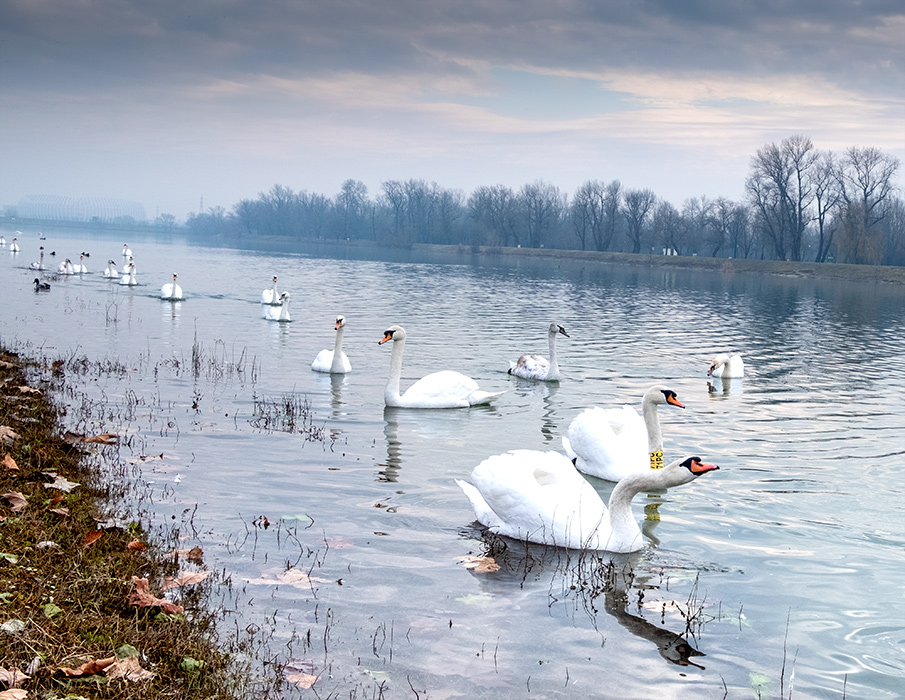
[
  {"x1": 401, "y1": 370, "x2": 499, "y2": 408},
  {"x1": 509, "y1": 353, "x2": 551, "y2": 380},
  {"x1": 311, "y1": 349, "x2": 334, "y2": 372},
  {"x1": 567, "y1": 405, "x2": 648, "y2": 481},
  {"x1": 467, "y1": 451, "x2": 606, "y2": 549}
]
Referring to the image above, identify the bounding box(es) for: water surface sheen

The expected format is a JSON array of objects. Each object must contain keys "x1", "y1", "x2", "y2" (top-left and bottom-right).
[{"x1": 2, "y1": 230, "x2": 904, "y2": 698}]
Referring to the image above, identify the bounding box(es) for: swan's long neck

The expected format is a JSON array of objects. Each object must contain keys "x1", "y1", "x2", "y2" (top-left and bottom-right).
[
  {"x1": 603, "y1": 472, "x2": 658, "y2": 551},
  {"x1": 385, "y1": 337, "x2": 405, "y2": 406},
  {"x1": 280, "y1": 298, "x2": 290, "y2": 320},
  {"x1": 641, "y1": 396, "x2": 664, "y2": 468},
  {"x1": 330, "y1": 325, "x2": 346, "y2": 372},
  {"x1": 272, "y1": 279, "x2": 279, "y2": 299},
  {"x1": 547, "y1": 330, "x2": 560, "y2": 379}
]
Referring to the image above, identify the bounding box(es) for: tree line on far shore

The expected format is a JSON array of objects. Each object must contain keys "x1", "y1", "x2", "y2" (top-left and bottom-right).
[{"x1": 180, "y1": 135, "x2": 903, "y2": 266}]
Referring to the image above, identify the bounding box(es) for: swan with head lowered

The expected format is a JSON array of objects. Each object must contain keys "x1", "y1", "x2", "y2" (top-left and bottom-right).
[
  {"x1": 457, "y1": 452, "x2": 718, "y2": 552},
  {"x1": 562, "y1": 385, "x2": 685, "y2": 482},
  {"x1": 708, "y1": 353, "x2": 744, "y2": 378},
  {"x1": 508, "y1": 322, "x2": 570, "y2": 381},
  {"x1": 58, "y1": 258, "x2": 75, "y2": 275},
  {"x1": 264, "y1": 292, "x2": 291, "y2": 322},
  {"x1": 378, "y1": 325, "x2": 503, "y2": 408},
  {"x1": 160, "y1": 273, "x2": 184, "y2": 300},
  {"x1": 312, "y1": 315, "x2": 351, "y2": 373}
]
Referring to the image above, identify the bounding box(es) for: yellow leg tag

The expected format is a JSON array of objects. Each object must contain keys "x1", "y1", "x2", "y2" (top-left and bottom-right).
[{"x1": 649, "y1": 450, "x2": 663, "y2": 469}]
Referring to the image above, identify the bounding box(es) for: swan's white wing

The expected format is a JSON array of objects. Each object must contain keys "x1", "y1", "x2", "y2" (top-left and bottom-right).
[
  {"x1": 508, "y1": 353, "x2": 550, "y2": 380},
  {"x1": 337, "y1": 352, "x2": 352, "y2": 373},
  {"x1": 567, "y1": 405, "x2": 648, "y2": 481},
  {"x1": 729, "y1": 354, "x2": 745, "y2": 377},
  {"x1": 311, "y1": 349, "x2": 333, "y2": 372},
  {"x1": 401, "y1": 370, "x2": 483, "y2": 408}
]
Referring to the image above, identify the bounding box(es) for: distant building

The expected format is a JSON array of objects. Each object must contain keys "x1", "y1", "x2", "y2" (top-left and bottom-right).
[{"x1": 17, "y1": 195, "x2": 147, "y2": 222}]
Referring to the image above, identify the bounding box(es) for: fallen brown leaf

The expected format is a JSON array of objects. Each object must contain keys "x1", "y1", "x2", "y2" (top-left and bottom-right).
[
  {"x1": 81, "y1": 433, "x2": 119, "y2": 444},
  {"x1": 0, "y1": 360, "x2": 19, "y2": 369},
  {"x1": 128, "y1": 576, "x2": 184, "y2": 614},
  {"x1": 244, "y1": 568, "x2": 331, "y2": 588},
  {"x1": 127, "y1": 540, "x2": 147, "y2": 552},
  {"x1": 457, "y1": 555, "x2": 501, "y2": 573},
  {"x1": 15, "y1": 385, "x2": 41, "y2": 395},
  {"x1": 48, "y1": 507, "x2": 69, "y2": 517},
  {"x1": 83, "y1": 530, "x2": 103, "y2": 548},
  {"x1": 161, "y1": 570, "x2": 211, "y2": 591},
  {"x1": 44, "y1": 475, "x2": 80, "y2": 492},
  {"x1": 0, "y1": 689, "x2": 28, "y2": 699},
  {"x1": 60, "y1": 655, "x2": 117, "y2": 677},
  {"x1": 0, "y1": 427, "x2": 20, "y2": 445},
  {"x1": 175, "y1": 546, "x2": 204, "y2": 564},
  {"x1": 0, "y1": 666, "x2": 30, "y2": 688},
  {"x1": 1, "y1": 454, "x2": 17, "y2": 471},
  {"x1": 105, "y1": 656, "x2": 155, "y2": 681},
  {"x1": 1, "y1": 492, "x2": 27, "y2": 512},
  {"x1": 286, "y1": 671, "x2": 319, "y2": 689}
]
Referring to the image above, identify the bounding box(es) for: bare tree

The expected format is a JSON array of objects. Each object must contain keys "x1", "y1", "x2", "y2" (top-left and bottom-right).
[
  {"x1": 652, "y1": 200, "x2": 683, "y2": 254},
  {"x1": 570, "y1": 180, "x2": 603, "y2": 251},
  {"x1": 623, "y1": 188, "x2": 657, "y2": 253},
  {"x1": 812, "y1": 152, "x2": 843, "y2": 262},
  {"x1": 468, "y1": 185, "x2": 519, "y2": 246},
  {"x1": 520, "y1": 181, "x2": 564, "y2": 248},
  {"x1": 683, "y1": 196, "x2": 714, "y2": 255}
]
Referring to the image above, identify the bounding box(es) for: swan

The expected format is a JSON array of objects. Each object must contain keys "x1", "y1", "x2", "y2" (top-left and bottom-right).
[
  {"x1": 33, "y1": 278, "x2": 50, "y2": 292},
  {"x1": 30, "y1": 247, "x2": 45, "y2": 270},
  {"x1": 0, "y1": 236, "x2": 5, "y2": 246},
  {"x1": 311, "y1": 315, "x2": 352, "y2": 374},
  {"x1": 58, "y1": 258, "x2": 75, "y2": 275},
  {"x1": 119, "y1": 260, "x2": 137, "y2": 286},
  {"x1": 73, "y1": 254, "x2": 88, "y2": 274},
  {"x1": 103, "y1": 260, "x2": 119, "y2": 278},
  {"x1": 562, "y1": 385, "x2": 685, "y2": 482},
  {"x1": 378, "y1": 325, "x2": 503, "y2": 408},
  {"x1": 122, "y1": 243, "x2": 132, "y2": 257},
  {"x1": 160, "y1": 273, "x2": 184, "y2": 300},
  {"x1": 261, "y1": 276, "x2": 281, "y2": 305},
  {"x1": 264, "y1": 292, "x2": 291, "y2": 322},
  {"x1": 508, "y1": 322, "x2": 570, "y2": 381},
  {"x1": 708, "y1": 353, "x2": 744, "y2": 378},
  {"x1": 457, "y1": 452, "x2": 718, "y2": 552},
  {"x1": 9, "y1": 238, "x2": 19, "y2": 252}
]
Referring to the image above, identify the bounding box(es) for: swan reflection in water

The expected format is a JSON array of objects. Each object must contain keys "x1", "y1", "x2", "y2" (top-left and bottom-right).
[
  {"x1": 161, "y1": 299, "x2": 182, "y2": 323},
  {"x1": 507, "y1": 377, "x2": 565, "y2": 444},
  {"x1": 707, "y1": 376, "x2": 741, "y2": 397},
  {"x1": 460, "y1": 540, "x2": 706, "y2": 668}
]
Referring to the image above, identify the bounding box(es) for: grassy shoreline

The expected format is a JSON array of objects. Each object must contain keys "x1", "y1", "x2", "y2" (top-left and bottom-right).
[{"x1": 0, "y1": 347, "x2": 250, "y2": 699}]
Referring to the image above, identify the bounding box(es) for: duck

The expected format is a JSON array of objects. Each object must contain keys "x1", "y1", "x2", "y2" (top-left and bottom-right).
[
  {"x1": 103, "y1": 260, "x2": 119, "y2": 278},
  {"x1": 508, "y1": 322, "x2": 570, "y2": 381},
  {"x1": 58, "y1": 258, "x2": 75, "y2": 275},
  {"x1": 160, "y1": 273, "x2": 184, "y2": 300},
  {"x1": 562, "y1": 385, "x2": 685, "y2": 482},
  {"x1": 457, "y1": 452, "x2": 718, "y2": 552},
  {"x1": 261, "y1": 276, "x2": 281, "y2": 305},
  {"x1": 311, "y1": 315, "x2": 352, "y2": 373},
  {"x1": 378, "y1": 325, "x2": 503, "y2": 408},
  {"x1": 73, "y1": 254, "x2": 88, "y2": 274},
  {"x1": 119, "y1": 259, "x2": 137, "y2": 286},
  {"x1": 30, "y1": 247, "x2": 45, "y2": 270},
  {"x1": 122, "y1": 243, "x2": 132, "y2": 257},
  {"x1": 708, "y1": 353, "x2": 744, "y2": 378},
  {"x1": 264, "y1": 292, "x2": 291, "y2": 322},
  {"x1": 9, "y1": 238, "x2": 19, "y2": 252},
  {"x1": 33, "y1": 278, "x2": 51, "y2": 292}
]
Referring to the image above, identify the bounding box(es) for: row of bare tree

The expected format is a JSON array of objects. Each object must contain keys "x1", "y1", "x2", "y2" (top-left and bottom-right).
[{"x1": 182, "y1": 136, "x2": 903, "y2": 265}]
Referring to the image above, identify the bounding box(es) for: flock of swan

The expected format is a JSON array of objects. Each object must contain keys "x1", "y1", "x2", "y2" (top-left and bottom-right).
[{"x1": 9, "y1": 232, "x2": 747, "y2": 555}]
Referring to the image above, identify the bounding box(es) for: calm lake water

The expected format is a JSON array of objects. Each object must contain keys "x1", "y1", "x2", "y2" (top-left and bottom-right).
[{"x1": 2, "y1": 229, "x2": 904, "y2": 699}]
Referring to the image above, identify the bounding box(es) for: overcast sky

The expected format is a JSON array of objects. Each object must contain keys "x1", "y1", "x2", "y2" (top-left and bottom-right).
[{"x1": 1, "y1": 0, "x2": 903, "y2": 221}]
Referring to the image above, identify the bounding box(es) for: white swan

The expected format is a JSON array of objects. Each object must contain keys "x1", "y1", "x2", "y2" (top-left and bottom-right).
[
  {"x1": 562, "y1": 385, "x2": 685, "y2": 482},
  {"x1": 73, "y1": 254, "x2": 88, "y2": 274},
  {"x1": 508, "y1": 322, "x2": 570, "y2": 381},
  {"x1": 312, "y1": 315, "x2": 352, "y2": 373},
  {"x1": 119, "y1": 259, "x2": 137, "y2": 286},
  {"x1": 9, "y1": 238, "x2": 19, "y2": 252},
  {"x1": 378, "y1": 325, "x2": 503, "y2": 408},
  {"x1": 30, "y1": 247, "x2": 45, "y2": 270},
  {"x1": 708, "y1": 353, "x2": 744, "y2": 378},
  {"x1": 103, "y1": 260, "x2": 119, "y2": 278},
  {"x1": 457, "y1": 453, "x2": 718, "y2": 552},
  {"x1": 160, "y1": 273, "x2": 184, "y2": 300},
  {"x1": 0, "y1": 235, "x2": 5, "y2": 246},
  {"x1": 58, "y1": 258, "x2": 75, "y2": 275},
  {"x1": 261, "y1": 276, "x2": 281, "y2": 305},
  {"x1": 264, "y1": 292, "x2": 291, "y2": 322},
  {"x1": 122, "y1": 243, "x2": 132, "y2": 257}
]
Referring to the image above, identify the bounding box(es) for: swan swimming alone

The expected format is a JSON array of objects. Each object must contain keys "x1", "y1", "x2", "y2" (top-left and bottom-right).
[
  {"x1": 9, "y1": 238, "x2": 19, "y2": 252},
  {"x1": 0, "y1": 235, "x2": 5, "y2": 246},
  {"x1": 508, "y1": 322, "x2": 570, "y2": 381},
  {"x1": 562, "y1": 385, "x2": 685, "y2": 482},
  {"x1": 264, "y1": 292, "x2": 291, "y2": 322},
  {"x1": 103, "y1": 260, "x2": 119, "y2": 278},
  {"x1": 708, "y1": 353, "x2": 744, "y2": 378},
  {"x1": 58, "y1": 258, "x2": 75, "y2": 275},
  {"x1": 160, "y1": 273, "x2": 184, "y2": 300},
  {"x1": 30, "y1": 247, "x2": 45, "y2": 270},
  {"x1": 378, "y1": 325, "x2": 503, "y2": 408},
  {"x1": 261, "y1": 276, "x2": 281, "y2": 305},
  {"x1": 457, "y1": 452, "x2": 718, "y2": 552},
  {"x1": 311, "y1": 315, "x2": 352, "y2": 374},
  {"x1": 122, "y1": 243, "x2": 132, "y2": 257}
]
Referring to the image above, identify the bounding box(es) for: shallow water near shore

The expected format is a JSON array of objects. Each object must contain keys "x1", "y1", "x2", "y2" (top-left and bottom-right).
[{"x1": 2, "y1": 229, "x2": 904, "y2": 698}]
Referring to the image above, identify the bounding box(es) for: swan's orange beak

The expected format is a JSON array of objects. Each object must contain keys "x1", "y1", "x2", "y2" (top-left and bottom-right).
[
  {"x1": 379, "y1": 331, "x2": 393, "y2": 345},
  {"x1": 707, "y1": 364, "x2": 716, "y2": 377},
  {"x1": 335, "y1": 320, "x2": 343, "y2": 330},
  {"x1": 690, "y1": 460, "x2": 719, "y2": 474},
  {"x1": 667, "y1": 394, "x2": 685, "y2": 408}
]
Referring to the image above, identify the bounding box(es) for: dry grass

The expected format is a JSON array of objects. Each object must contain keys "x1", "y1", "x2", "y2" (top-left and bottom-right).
[{"x1": 0, "y1": 348, "x2": 252, "y2": 698}]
